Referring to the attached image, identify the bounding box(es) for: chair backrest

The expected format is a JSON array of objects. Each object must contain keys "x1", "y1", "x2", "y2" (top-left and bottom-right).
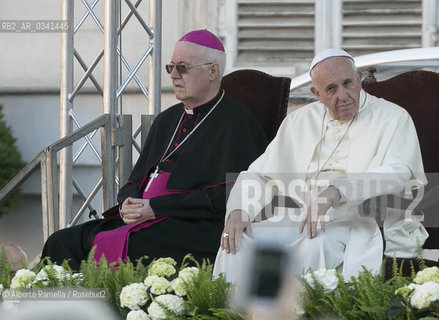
[
  {"x1": 362, "y1": 70, "x2": 439, "y2": 250},
  {"x1": 362, "y1": 70, "x2": 439, "y2": 173},
  {"x1": 222, "y1": 69, "x2": 291, "y2": 142}
]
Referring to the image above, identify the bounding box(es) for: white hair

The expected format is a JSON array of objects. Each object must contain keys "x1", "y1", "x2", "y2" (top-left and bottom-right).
[{"x1": 204, "y1": 46, "x2": 226, "y2": 77}]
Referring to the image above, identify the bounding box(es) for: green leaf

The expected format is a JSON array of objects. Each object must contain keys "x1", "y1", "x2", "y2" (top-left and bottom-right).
[
  {"x1": 0, "y1": 104, "x2": 26, "y2": 217},
  {"x1": 386, "y1": 295, "x2": 408, "y2": 319}
]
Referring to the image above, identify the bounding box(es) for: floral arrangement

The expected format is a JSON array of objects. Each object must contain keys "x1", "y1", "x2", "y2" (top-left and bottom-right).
[
  {"x1": 300, "y1": 262, "x2": 439, "y2": 319},
  {"x1": 390, "y1": 266, "x2": 439, "y2": 318},
  {"x1": 118, "y1": 257, "x2": 202, "y2": 319},
  {"x1": 1, "y1": 247, "x2": 438, "y2": 320},
  {"x1": 0, "y1": 249, "x2": 245, "y2": 320}
]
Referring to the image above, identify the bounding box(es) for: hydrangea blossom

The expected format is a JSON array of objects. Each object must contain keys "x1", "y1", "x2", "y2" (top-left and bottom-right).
[
  {"x1": 303, "y1": 268, "x2": 339, "y2": 293},
  {"x1": 147, "y1": 294, "x2": 186, "y2": 319},
  {"x1": 295, "y1": 305, "x2": 305, "y2": 316},
  {"x1": 410, "y1": 281, "x2": 439, "y2": 309},
  {"x1": 171, "y1": 278, "x2": 187, "y2": 297},
  {"x1": 10, "y1": 269, "x2": 36, "y2": 288},
  {"x1": 144, "y1": 275, "x2": 172, "y2": 295},
  {"x1": 120, "y1": 283, "x2": 149, "y2": 310},
  {"x1": 395, "y1": 283, "x2": 417, "y2": 300},
  {"x1": 34, "y1": 265, "x2": 69, "y2": 286},
  {"x1": 171, "y1": 267, "x2": 199, "y2": 296},
  {"x1": 414, "y1": 266, "x2": 439, "y2": 285},
  {"x1": 126, "y1": 310, "x2": 151, "y2": 320},
  {"x1": 148, "y1": 258, "x2": 177, "y2": 278},
  {"x1": 72, "y1": 272, "x2": 84, "y2": 286},
  {"x1": 178, "y1": 267, "x2": 199, "y2": 282}
]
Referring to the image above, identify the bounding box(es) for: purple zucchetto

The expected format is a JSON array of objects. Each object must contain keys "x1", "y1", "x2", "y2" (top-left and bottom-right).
[{"x1": 178, "y1": 29, "x2": 225, "y2": 52}]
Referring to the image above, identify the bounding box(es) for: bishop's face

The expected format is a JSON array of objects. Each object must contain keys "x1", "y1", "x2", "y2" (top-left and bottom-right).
[
  {"x1": 310, "y1": 57, "x2": 362, "y2": 121},
  {"x1": 169, "y1": 41, "x2": 214, "y2": 109}
]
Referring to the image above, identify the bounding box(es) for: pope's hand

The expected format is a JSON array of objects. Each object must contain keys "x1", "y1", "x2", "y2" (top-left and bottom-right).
[
  {"x1": 299, "y1": 186, "x2": 341, "y2": 238},
  {"x1": 220, "y1": 210, "x2": 252, "y2": 254},
  {"x1": 120, "y1": 197, "x2": 155, "y2": 224}
]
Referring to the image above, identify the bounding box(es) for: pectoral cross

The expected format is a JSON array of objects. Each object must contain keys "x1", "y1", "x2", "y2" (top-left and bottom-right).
[{"x1": 144, "y1": 166, "x2": 159, "y2": 193}]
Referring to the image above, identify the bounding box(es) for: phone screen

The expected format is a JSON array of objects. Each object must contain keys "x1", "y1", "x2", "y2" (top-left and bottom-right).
[{"x1": 249, "y1": 247, "x2": 284, "y2": 298}]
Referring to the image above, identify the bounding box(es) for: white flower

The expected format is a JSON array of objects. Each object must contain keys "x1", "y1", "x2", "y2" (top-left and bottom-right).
[
  {"x1": 147, "y1": 294, "x2": 186, "y2": 319},
  {"x1": 410, "y1": 281, "x2": 439, "y2": 309},
  {"x1": 144, "y1": 275, "x2": 172, "y2": 295},
  {"x1": 148, "y1": 258, "x2": 177, "y2": 278},
  {"x1": 414, "y1": 266, "x2": 439, "y2": 285},
  {"x1": 10, "y1": 269, "x2": 36, "y2": 288},
  {"x1": 147, "y1": 301, "x2": 166, "y2": 320},
  {"x1": 72, "y1": 272, "x2": 84, "y2": 286},
  {"x1": 171, "y1": 267, "x2": 199, "y2": 296},
  {"x1": 395, "y1": 283, "x2": 416, "y2": 299},
  {"x1": 0, "y1": 283, "x2": 3, "y2": 289},
  {"x1": 171, "y1": 278, "x2": 187, "y2": 296},
  {"x1": 178, "y1": 267, "x2": 199, "y2": 282},
  {"x1": 120, "y1": 283, "x2": 149, "y2": 310},
  {"x1": 303, "y1": 268, "x2": 339, "y2": 293},
  {"x1": 126, "y1": 310, "x2": 151, "y2": 320},
  {"x1": 295, "y1": 305, "x2": 305, "y2": 316},
  {"x1": 34, "y1": 265, "x2": 69, "y2": 286}
]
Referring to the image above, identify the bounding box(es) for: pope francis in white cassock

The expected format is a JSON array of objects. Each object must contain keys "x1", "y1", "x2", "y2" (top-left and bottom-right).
[{"x1": 213, "y1": 49, "x2": 428, "y2": 282}]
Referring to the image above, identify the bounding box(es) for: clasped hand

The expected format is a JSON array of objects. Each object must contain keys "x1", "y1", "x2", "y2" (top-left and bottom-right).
[{"x1": 120, "y1": 197, "x2": 156, "y2": 224}]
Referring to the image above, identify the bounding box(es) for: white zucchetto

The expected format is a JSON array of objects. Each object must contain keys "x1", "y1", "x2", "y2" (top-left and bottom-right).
[{"x1": 309, "y1": 48, "x2": 354, "y2": 75}]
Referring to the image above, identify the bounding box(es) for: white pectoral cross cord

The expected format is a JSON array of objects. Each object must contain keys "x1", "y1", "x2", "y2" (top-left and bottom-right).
[
  {"x1": 142, "y1": 90, "x2": 226, "y2": 194},
  {"x1": 144, "y1": 166, "x2": 159, "y2": 193}
]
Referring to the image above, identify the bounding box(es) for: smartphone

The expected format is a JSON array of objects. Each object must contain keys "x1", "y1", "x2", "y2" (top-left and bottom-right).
[{"x1": 231, "y1": 239, "x2": 292, "y2": 314}]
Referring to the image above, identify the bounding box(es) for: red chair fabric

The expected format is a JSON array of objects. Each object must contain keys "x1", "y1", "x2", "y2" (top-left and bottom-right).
[
  {"x1": 362, "y1": 70, "x2": 439, "y2": 274},
  {"x1": 222, "y1": 69, "x2": 291, "y2": 142},
  {"x1": 362, "y1": 70, "x2": 439, "y2": 173}
]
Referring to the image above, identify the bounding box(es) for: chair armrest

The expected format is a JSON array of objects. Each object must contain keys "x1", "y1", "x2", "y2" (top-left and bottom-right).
[{"x1": 102, "y1": 205, "x2": 120, "y2": 219}]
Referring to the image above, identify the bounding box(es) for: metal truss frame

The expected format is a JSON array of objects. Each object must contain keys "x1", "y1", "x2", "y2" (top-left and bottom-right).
[{"x1": 58, "y1": 0, "x2": 161, "y2": 230}]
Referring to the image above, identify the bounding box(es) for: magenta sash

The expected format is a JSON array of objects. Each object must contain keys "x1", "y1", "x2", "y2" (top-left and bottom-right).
[{"x1": 92, "y1": 172, "x2": 184, "y2": 265}]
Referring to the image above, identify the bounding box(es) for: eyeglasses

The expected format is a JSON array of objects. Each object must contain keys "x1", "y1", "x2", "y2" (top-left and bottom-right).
[{"x1": 165, "y1": 62, "x2": 212, "y2": 74}]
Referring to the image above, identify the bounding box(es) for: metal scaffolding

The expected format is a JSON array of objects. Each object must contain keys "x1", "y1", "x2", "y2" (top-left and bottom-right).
[{"x1": 58, "y1": 0, "x2": 162, "y2": 230}]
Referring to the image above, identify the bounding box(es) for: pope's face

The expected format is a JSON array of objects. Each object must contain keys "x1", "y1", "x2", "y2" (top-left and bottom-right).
[{"x1": 310, "y1": 57, "x2": 362, "y2": 121}]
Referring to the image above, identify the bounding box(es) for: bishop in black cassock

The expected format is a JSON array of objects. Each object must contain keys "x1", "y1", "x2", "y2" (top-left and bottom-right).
[{"x1": 41, "y1": 30, "x2": 267, "y2": 271}]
